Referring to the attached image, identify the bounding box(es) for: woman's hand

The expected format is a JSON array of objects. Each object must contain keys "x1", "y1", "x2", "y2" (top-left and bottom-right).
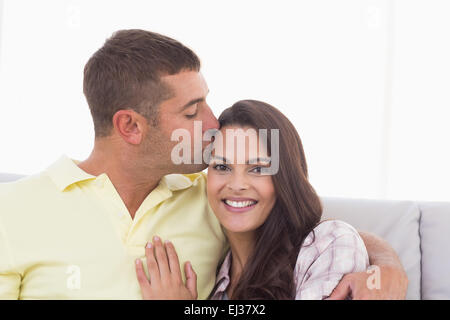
[{"x1": 135, "y1": 236, "x2": 198, "y2": 300}]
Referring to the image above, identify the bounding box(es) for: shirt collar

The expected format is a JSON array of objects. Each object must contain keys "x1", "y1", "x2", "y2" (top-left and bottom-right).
[
  {"x1": 210, "y1": 250, "x2": 232, "y2": 299},
  {"x1": 216, "y1": 251, "x2": 232, "y2": 283},
  {"x1": 46, "y1": 155, "x2": 96, "y2": 192},
  {"x1": 46, "y1": 155, "x2": 204, "y2": 193},
  {"x1": 161, "y1": 172, "x2": 203, "y2": 191}
]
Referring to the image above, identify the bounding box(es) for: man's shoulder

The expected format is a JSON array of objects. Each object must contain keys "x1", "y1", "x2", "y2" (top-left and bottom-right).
[
  {"x1": 0, "y1": 172, "x2": 55, "y2": 213},
  {"x1": 0, "y1": 172, "x2": 51, "y2": 194}
]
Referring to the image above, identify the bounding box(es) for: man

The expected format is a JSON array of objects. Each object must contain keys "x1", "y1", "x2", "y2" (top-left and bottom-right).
[{"x1": 0, "y1": 29, "x2": 407, "y2": 300}]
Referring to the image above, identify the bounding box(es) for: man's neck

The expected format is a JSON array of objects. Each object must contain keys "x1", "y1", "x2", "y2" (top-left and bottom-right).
[{"x1": 78, "y1": 143, "x2": 166, "y2": 219}]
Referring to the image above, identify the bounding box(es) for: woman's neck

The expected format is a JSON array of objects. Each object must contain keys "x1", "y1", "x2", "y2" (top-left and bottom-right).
[{"x1": 226, "y1": 231, "x2": 256, "y2": 297}]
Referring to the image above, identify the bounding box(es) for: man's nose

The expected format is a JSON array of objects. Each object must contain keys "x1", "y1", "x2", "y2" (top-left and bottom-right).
[{"x1": 203, "y1": 106, "x2": 219, "y2": 132}]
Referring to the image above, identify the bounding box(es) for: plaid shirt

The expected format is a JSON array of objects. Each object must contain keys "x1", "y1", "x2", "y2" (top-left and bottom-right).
[{"x1": 209, "y1": 220, "x2": 369, "y2": 300}]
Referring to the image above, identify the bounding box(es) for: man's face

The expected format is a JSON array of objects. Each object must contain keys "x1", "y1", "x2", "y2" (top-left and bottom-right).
[{"x1": 144, "y1": 70, "x2": 219, "y2": 174}]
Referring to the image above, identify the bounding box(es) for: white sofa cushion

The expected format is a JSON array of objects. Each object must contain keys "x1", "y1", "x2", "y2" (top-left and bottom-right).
[
  {"x1": 0, "y1": 173, "x2": 24, "y2": 183},
  {"x1": 419, "y1": 201, "x2": 450, "y2": 299},
  {"x1": 321, "y1": 197, "x2": 421, "y2": 300}
]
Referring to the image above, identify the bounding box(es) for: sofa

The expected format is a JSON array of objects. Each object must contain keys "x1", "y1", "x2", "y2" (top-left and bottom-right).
[
  {"x1": 322, "y1": 196, "x2": 450, "y2": 300},
  {"x1": 1, "y1": 173, "x2": 449, "y2": 299}
]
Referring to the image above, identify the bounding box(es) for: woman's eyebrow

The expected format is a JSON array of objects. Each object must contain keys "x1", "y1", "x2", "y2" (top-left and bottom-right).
[
  {"x1": 210, "y1": 155, "x2": 230, "y2": 164},
  {"x1": 210, "y1": 156, "x2": 271, "y2": 165},
  {"x1": 246, "y1": 157, "x2": 271, "y2": 165}
]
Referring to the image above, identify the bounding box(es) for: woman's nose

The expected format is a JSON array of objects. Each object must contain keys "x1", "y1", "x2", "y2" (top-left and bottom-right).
[{"x1": 226, "y1": 173, "x2": 250, "y2": 191}]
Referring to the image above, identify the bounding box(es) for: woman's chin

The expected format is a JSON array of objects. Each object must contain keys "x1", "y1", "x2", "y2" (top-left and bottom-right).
[
  {"x1": 219, "y1": 217, "x2": 258, "y2": 234},
  {"x1": 224, "y1": 225, "x2": 254, "y2": 235}
]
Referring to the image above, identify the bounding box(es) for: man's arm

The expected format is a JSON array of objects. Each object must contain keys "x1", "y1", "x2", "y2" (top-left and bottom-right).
[
  {"x1": 359, "y1": 231, "x2": 405, "y2": 267},
  {"x1": 0, "y1": 220, "x2": 21, "y2": 299},
  {"x1": 328, "y1": 231, "x2": 408, "y2": 300},
  {"x1": 0, "y1": 273, "x2": 21, "y2": 299}
]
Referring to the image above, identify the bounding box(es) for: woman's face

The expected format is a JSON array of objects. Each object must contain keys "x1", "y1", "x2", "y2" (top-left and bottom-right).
[{"x1": 207, "y1": 125, "x2": 276, "y2": 235}]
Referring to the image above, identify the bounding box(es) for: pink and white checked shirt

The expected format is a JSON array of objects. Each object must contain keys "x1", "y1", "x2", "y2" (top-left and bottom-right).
[{"x1": 209, "y1": 220, "x2": 369, "y2": 300}]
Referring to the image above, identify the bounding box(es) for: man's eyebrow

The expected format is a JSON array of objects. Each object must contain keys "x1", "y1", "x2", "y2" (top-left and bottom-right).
[
  {"x1": 180, "y1": 89, "x2": 210, "y2": 112},
  {"x1": 180, "y1": 97, "x2": 204, "y2": 112}
]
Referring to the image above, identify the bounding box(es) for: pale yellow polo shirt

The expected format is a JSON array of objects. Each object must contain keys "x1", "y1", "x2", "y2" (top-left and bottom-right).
[{"x1": 0, "y1": 155, "x2": 227, "y2": 299}]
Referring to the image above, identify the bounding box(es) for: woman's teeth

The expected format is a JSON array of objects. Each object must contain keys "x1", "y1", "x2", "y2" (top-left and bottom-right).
[{"x1": 224, "y1": 200, "x2": 257, "y2": 208}]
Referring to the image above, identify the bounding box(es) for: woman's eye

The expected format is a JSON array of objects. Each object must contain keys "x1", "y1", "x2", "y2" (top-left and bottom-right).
[
  {"x1": 250, "y1": 165, "x2": 270, "y2": 174},
  {"x1": 213, "y1": 164, "x2": 230, "y2": 171},
  {"x1": 250, "y1": 166, "x2": 262, "y2": 174}
]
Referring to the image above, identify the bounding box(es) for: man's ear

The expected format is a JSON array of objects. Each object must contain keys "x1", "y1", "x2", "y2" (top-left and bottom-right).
[{"x1": 112, "y1": 110, "x2": 147, "y2": 145}]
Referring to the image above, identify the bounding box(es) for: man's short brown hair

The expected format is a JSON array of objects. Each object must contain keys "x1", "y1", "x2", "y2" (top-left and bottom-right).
[{"x1": 83, "y1": 29, "x2": 201, "y2": 137}]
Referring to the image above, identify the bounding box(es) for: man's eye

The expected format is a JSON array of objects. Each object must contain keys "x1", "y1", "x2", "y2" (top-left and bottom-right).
[
  {"x1": 213, "y1": 164, "x2": 230, "y2": 171},
  {"x1": 185, "y1": 104, "x2": 199, "y2": 119},
  {"x1": 185, "y1": 112, "x2": 197, "y2": 119}
]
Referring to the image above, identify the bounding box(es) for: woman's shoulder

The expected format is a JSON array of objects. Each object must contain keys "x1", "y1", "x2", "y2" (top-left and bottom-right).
[
  {"x1": 294, "y1": 219, "x2": 369, "y2": 299},
  {"x1": 301, "y1": 219, "x2": 362, "y2": 249},
  {"x1": 296, "y1": 219, "x2": 369, "y2": 270}
]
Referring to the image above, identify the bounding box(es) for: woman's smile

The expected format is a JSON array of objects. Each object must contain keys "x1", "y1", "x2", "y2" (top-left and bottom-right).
[{"x1": 222, "y1": 197, "x2": 259, "y2": 213}]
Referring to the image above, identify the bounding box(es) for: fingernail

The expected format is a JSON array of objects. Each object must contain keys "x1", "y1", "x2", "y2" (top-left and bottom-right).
[
  {"x1": 135, "y1": 259, "x2": 140, "y2": 265},
  {"x1": 153, "y1": 235, "x2": 160, "y2": 241},
  {"x1": 164, "y1": 240, "x2": 171, "y2": 244},
  {"x1": 146, "y1": 242, "x2": 152, "y2": 248}
]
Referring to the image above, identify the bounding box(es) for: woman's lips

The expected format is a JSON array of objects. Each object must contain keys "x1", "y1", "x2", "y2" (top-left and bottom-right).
[{"x1": 221, "y1": 198, "x2": 258, "y2": 213}]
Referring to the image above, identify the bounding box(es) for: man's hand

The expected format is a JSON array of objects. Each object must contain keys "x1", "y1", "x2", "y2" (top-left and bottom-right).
[
  {"x1": 135, "y1": 236, "x2": 198, "y2": 300},
  {"x1": 328, "y1": 264, "x2": 408, "y2": 300}
]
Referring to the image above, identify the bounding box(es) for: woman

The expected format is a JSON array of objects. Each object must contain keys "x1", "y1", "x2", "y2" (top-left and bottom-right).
[{"x1": 135, "y1": 100, "x2": 369, "y2": 300}]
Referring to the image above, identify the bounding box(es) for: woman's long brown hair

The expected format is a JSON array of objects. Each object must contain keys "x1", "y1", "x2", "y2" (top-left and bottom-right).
[{"x1": 217, "y1": 100, "x2": 323, "y2": 299}]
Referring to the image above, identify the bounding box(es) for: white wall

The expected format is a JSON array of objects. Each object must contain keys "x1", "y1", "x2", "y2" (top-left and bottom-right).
[{"x1": 0, "y1": 0, "x2": 448, "y2": 202}]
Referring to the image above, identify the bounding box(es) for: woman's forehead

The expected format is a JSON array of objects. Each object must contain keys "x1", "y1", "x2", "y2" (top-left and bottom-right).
[{"x1": 211, "y1": 126, "x2": 270, "y2": 163}]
